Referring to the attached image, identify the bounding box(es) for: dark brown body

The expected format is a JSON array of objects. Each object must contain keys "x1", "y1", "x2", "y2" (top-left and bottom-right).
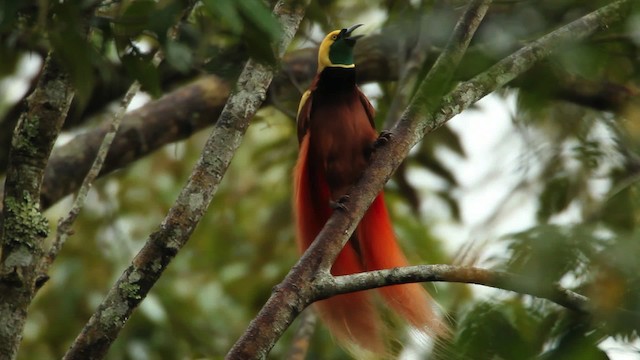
[{"x1": 299, "y1": 67, "x2": 377, "y2": 200}]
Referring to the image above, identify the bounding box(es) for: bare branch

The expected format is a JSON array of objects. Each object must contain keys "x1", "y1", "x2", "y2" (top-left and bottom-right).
[
  {"x1": 326, "y1": 265, "x2": 590, "y2": 313},
  {"x1": 61, "y1": 1, "x2": 308, "y2": 359},
  {"x1": 40, "y1": 22, "x2": 181, "y2": 275},
  {"x1": 424, "y1": 0, "x2": 631, "y2": 136}
]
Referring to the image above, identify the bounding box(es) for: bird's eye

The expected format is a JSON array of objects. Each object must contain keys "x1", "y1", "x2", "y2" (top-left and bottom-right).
[{"x1": 331, "y1": 35, "x2": 337, "y2": 40}]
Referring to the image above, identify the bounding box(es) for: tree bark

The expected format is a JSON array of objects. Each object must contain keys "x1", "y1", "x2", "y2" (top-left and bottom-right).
[{"x1": 0, "y1": 54, "x2": 74, "y2": 360}]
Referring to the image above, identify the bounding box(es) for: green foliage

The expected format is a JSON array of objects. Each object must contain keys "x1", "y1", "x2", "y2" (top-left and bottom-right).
[
  {"x1": 488, "y1": 224, "x2": 640, "y2": 350},
  {"x1": 506, "y1": 225, "x2": 588, "y2": 284},
  {"x1": 121, "y1": 52, "x2": 162, "y2": 97},
  {"x1": 201, "y1": 0, "x2": 282, "y2": 64},
  {"x1": 3, "y1": 191, "x2": 49, "y2": 245},
  {"x1": 0, "y1": 0, "x2": 284, "y2": 112},
  {"x1": 449, "y1": 301, "x2": 542, "y2": 359},
  {"x1": 598, "y1": 181, "x2": 640, "y2": 231},
  {"x1": 538, "y1": 176, "x2": 574, "y2": 221}
]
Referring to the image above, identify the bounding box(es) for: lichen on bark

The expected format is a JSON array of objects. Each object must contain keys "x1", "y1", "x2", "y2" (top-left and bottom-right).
[
  {"x1": 10, "y1": 116, "x2": 41, "y2": 156},
  {"x1": 3, "y1": 191, "x2": 49, "y2": 247}
]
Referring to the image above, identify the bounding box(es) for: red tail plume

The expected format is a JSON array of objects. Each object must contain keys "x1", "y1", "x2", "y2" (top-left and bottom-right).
[
  {"x1": 294, "y1": 135, "x2": 384, "y2": 352},
  {"x1": 359, "y1": 194, "x2": 446, "y2": 335}
]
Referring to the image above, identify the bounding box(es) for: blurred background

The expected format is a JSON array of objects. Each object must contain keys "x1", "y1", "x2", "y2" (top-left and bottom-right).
[{"x1": 1, "y1": 0, "x2": 640, "y2": 359}]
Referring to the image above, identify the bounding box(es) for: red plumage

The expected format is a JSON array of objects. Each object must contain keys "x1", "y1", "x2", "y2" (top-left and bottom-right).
[{"x1": 293, "y1": 27, "x2": 445, "y2": 354}]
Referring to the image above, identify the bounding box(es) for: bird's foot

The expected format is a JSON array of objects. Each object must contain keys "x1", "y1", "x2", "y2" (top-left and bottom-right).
[
  {"x1": 373, "y1": 130, "x2": 393, "y2": 149},
  {"x1": 329, "y1": 195, "x2": 350, "y2": 211}
]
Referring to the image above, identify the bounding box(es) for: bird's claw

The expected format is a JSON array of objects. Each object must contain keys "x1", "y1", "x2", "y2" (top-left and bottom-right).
[
  {"x1": 329, "y1": 195, "x2": 350, "y2": 211},
  {"x1": 373, "y1": 130, "x2": 393, "y2": 148}
]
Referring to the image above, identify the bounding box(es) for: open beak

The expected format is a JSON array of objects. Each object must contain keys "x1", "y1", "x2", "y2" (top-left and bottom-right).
[{"x1": 343, "y1": 24, "x2": 364, "y2": 46}]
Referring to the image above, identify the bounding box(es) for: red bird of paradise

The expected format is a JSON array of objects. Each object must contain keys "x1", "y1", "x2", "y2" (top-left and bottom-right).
[{"x1": 293, "y1": 24, "x2": 446, "y2": 354}]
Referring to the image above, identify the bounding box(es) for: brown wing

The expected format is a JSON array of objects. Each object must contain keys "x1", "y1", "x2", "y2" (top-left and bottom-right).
[{"x1": 357, "y1": 86, "x2": 376, "y2": 130}]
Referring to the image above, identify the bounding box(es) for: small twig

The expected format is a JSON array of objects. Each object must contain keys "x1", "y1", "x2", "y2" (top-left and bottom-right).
[
  {"x1": 268, "y1": 86, "x2": 298, "y2": 118},
  {"x1": 39, "y1": 81, "x2": 139, "y2": 275},
  {"x1": 285, "y1": 309, "x2": 317, "y2": 360},
  {"x1": 283, "y1": 64, "x2": 306, "y2": 95}
]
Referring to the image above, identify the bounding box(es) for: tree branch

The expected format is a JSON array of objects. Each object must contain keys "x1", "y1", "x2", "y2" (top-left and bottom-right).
[
  {"x1": 227, "y1": 0, "x2": 632, "y2": 358},
  {"x1": 61, "y1": 1, "x2": 308, "y2": 359},
  {"x1": 325, "y1": 265, "x2": 590, "y2": 313},
  {"x1": 37, "y1": 75, "x2": 229, "y2": 210},
  {"x1": 0, "y1": 53, "x2": 74, "y2": 359},
  {"x1": 422, "y1": 0, "x2": 630, "y2": 137},
  {"x1": 284, "y1": 309, "x2": 317, "y2": 360}
]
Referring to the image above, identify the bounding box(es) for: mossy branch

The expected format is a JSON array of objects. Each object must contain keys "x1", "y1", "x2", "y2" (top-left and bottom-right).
[{"x1": 0, "y1": 54, "x2": 74, "y2": 359}]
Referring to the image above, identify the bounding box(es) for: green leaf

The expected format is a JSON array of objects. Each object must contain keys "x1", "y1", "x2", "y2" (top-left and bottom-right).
[
  {"x1": 537, "y1": 176, "x2": 573, "y2": 222},
  {"x1": 453, "y1": 302, "x2": 538, "y2": 359},
  {"x1": 165, "y1": 40, "x2": 193, "y2": 73},
  {"x1": 201, "y1": 0, "x2": 243, "y2": 34},
  {"x1": 598, "y1": 183, "x2": 639, "y2": 230},
  {"x1": 540, "y1": 323, "x2": 610, "y2": 360},
  {"x1": 49, "y1": 10, "x2": 96, "y2": 106},
  {"x1": 112, "y1": 0, "x2": 156, "y2": 42},
  {"x1": 236, "y1": 0, "x2": 282, "y2": 43},
  {"x1": 0, "y1": 0, "x2": 23, "y2": 32},
  {"x1": 121, "y1": 53, "x2": 161, "y2": 97},
  {"x1": 201, "y1": 0, "x2": 282, "y2": 64},
  {"x1": 505, "y1": 225, "x2": 584, "y2": 284},
  {"x1": 0, "y1": 48, "x2": 19, "y2": 78}
]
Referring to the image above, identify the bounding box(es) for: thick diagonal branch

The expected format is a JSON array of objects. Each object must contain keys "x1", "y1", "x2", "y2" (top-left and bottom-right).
[
  {"x1": 227, "y1": 1, "x2": 491, "y2": 358},
  {"x1": 227, "y1": 0, "x2": 631, "y2": 358},
  {"x1": 61, "y1": 1, "x2": 308, "y2": 359}
]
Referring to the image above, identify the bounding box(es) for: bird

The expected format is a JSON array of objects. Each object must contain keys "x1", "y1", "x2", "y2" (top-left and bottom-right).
[{"x1": 293, "y1": 24, "x2": 446, "y2": 355}]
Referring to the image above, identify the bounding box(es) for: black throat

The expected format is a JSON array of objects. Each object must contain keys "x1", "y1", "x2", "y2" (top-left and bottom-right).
[{"x1": 316, "y1": 67, "x2": 357, "y2": 93}]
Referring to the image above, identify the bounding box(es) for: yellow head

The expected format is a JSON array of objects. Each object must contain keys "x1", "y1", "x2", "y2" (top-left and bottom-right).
[{"x1": 317, "y1": 24, "x2": 364, "y2": 73}]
